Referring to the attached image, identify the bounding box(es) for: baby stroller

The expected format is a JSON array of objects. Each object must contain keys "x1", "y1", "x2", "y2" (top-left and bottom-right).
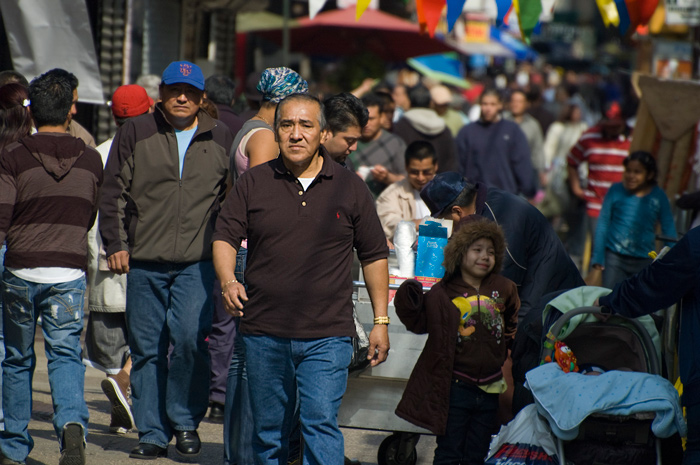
[{"x1": 526, "y1": 304, "x2": 686, "y2": 465}]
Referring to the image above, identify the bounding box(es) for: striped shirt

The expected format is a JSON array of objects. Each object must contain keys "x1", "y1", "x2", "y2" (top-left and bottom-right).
[
  {"x1": 567, "y1": 125, "x2": 631, "y2": 217},
  {"x1": 0, "y1": 133, "x2": 103, "y2": 270}
]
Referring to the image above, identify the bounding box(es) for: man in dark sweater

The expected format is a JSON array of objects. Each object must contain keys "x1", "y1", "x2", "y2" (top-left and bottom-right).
[
  {"x1": 0, "y1": 69, "x2": 103, "y2": 465},
  {"x1": 456, "y1": 89, "x2": 535, "y2": 199}
]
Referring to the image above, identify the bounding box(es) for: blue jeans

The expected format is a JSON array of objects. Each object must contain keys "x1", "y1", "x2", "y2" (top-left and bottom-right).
[
  {"x1": 126, "y1": 260, "x2": 214, "y2": 448},
  {"x1": 434, "y1": 379, "x2": 499, "y2": 465},
  {"x1": 243, "y1": 335, "x2": 352, "y2": 465},
  {"x1": 0, "y1": 244, "x2": 6, "y2": 431},
  {"x1": 224, "y1": 320, "x2": 254, "y2": 465},
  {"x1": 222, "y1": 249, "x2": 255, "y2": 465},
  {"x1": 0, "y1": 272, "x2": 89, "y2": 462}
]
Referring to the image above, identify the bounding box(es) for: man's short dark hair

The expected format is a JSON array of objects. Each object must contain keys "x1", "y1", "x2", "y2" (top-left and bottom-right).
[
  {"x1": 405, "y1": 141, "x2": 436, "y2": 166},
  {"x1": 508, "y1": 88, "x2": 527, "y2": 102},
  {"x1": 275, "y1": 93, "x2": 327, "y2": 131},
  {"x1": 0, "y1": 70, "x2": 29, "y2": 88},
  {"x1": 526, "y1": 85, "x2": 542, "y2": 104},
  {"x1": 480, "y1": 88, "x2": 503, "y2": 103},
  {"x1": 408, "y1": 85, "x2": 432, "y2": 109},
  {"x1": 44, "y1": 68, "x2": 79, "y2": 91},
  {"x1": 374, "y1": 90, "x2": 394, "y2": 112},
  {"x1": 204, "y1": 75, "x2": 236, "y2": 106},
  {"x1": 29, "y1": 69, "x2": 75, "y2": 127},
  {"x1": 361, "y1": 92, "x2": 385, "y2": 112},
  {"x1": 444, "y1": 182, "x2": 479, "y2": 216},
  {"x1": 324, "y1": 93, "x2": 368, "y2": 134}
]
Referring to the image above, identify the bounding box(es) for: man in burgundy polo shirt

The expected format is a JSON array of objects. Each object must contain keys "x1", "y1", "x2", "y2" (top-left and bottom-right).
[{"x1": 213, "y1": 93, "x2": 390, "y2": 465}]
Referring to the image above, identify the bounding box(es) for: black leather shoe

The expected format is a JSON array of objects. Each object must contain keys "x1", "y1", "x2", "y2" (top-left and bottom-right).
[
  {"x1": 208, "y1": 402, "x2": 224, "y2": 423},
  {"x1": 129, "y1": 443, "x2": 168, "y2": 460},
  {"x1": 175, "y1": 430, "x2": 201, "y2": 457}
]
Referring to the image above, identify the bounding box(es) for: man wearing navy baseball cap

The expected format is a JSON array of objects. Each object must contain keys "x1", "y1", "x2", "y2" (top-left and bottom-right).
[
  {"x1": 99, "y1": 60, "x2": 233, "y2": 459},
  {"x1": 421, "y1": 172, "x2": 583, "y2": 323}
]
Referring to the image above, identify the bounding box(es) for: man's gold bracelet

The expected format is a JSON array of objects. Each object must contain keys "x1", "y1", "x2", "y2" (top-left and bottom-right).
[
  {"x1": 221, "y1": 278, "x2": 238, "y2": 295},
  {"x1": 373, "y1": 316, "x2": 390, "y2": 325}
]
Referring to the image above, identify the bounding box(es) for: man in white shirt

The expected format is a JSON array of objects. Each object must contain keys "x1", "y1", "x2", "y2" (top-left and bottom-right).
[{"x1": 376, "y1": 140, "x2": 438, "y2": 242}]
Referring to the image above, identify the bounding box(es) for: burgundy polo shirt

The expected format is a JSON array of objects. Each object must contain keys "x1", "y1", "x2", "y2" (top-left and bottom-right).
[{"x1": 213, "y1": 147, "x2": 389, "y2": 339}]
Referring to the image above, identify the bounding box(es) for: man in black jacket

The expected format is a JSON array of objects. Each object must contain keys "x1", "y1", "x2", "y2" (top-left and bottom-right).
[{"x1": 421, "y1": 171, "x2": 583, "y2": 321}]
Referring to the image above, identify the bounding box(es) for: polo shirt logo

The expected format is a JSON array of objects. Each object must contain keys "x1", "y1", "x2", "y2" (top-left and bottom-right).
[{"x1": 180, "y1": 64, "x2": 192, "y2": 76}]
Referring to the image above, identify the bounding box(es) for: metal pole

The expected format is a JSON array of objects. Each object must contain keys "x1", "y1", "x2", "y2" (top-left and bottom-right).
[
  {"x1": 282, "y1": 0, "x2": 290, "y2": 67},
  {"x1": 122, "y1": 0, "x2": 133, "y2": 84},
  {"x1": 693, "y1": 25, "x2": 700, "y2": 79}
]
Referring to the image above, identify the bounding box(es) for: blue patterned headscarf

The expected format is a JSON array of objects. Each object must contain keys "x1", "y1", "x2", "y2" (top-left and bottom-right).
[{"x1": 257, "y1": 67, "x2": 308, "y2": 103}]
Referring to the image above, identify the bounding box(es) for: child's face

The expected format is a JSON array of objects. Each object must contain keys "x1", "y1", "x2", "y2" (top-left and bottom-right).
[
  {"x1": 623, "y1": 160, "x2": 653, "y2": 194},
  {"x1": 460, "y1": 238, "x2": 495, "y2": 281}
]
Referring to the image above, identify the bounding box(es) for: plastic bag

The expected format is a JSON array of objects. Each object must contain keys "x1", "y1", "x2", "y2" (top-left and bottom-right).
[
  {"x1": 485, "y1": 404, "x2": 558, "y2": 464},
  {"x1": 415, "y1": 221, "x2": 448, "y2": 281},
  {"x1": 348, "y1": 304, "x2": 370, "y2": 373}
]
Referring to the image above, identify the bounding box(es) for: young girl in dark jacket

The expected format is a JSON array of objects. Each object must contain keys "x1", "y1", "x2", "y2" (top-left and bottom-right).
[{"x1": 395, "y1": 217, "x2": 519, "y2": 465}]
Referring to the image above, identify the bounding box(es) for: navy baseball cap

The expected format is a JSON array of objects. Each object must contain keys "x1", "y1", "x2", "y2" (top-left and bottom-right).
[
  {"x1": 161, "y1": 61, "x2": 205, "y2": 91},
  {"x1": 420, "y1": 172, "x2": 468, "y2": 217}
]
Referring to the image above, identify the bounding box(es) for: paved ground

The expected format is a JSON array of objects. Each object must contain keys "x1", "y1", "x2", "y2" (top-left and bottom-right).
[{"x1": 17, "y1": 330, "x2": 437, "y2": 465}]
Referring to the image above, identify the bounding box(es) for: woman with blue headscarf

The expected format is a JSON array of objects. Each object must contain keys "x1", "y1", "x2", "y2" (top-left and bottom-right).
[{"x1": 232, "y1": 67, "x2": 308, "y2": 177}]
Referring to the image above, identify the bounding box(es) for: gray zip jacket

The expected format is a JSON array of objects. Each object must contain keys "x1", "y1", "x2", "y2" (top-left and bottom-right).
[{"x1": 99, "y1": 104, "x2": 232, "y2": 263}]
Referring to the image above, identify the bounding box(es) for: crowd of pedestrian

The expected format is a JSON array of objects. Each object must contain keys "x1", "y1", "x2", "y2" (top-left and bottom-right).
[{"x1": 0, "y1": 57, "x2": 690, "y2": 465}]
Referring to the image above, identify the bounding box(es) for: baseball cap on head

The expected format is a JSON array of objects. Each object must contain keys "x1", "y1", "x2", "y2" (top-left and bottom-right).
[
  {"x1": 603, "y1": 100, "x2": 623, "y2": 122},
  {"x1": 161, "y1": 61, "x2": 205, "y2": 91},
  {"x1": 111, "y1": 85, "x2": 153, "y2": 118},
  {"x1": 420, "y1": 172, "x2": 468, "y2": 217}
]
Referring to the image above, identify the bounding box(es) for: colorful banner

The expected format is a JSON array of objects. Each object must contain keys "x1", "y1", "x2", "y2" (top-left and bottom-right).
[
  {"x1": 356, "y1": 0, "x2": 372, "y2": 20},
  {"x1": 446, "y1": 0, "x2": 467, "y2": 32},
  {"x1": 625, "y1": 0, "x2": 660, "y2": 30},
  {"x1": 309, "y1": 0, "x2": 328, "y2": 19},
  {"x1": 495, "y1": 0, "x2": 514, "y2": 26},
  {"x1": 423, "y1": 0, "x2": 447, "y2": 37},
  {"x1": 513, "y1": 0, "x2": 542, "y2": 42},
  {"x1": 596, "y1": 0, "x2": 621, "y2": 26}
]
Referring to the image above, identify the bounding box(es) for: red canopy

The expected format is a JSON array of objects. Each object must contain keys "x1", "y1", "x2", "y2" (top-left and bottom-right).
[{"x1": 253, "y1": 7, "x2": 456, "y2": 62}]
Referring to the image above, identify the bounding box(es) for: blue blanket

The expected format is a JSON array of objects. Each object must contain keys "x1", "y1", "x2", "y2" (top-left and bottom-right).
[{"x1": 525, "y1": 363, "x2": 686, "y2": 440}]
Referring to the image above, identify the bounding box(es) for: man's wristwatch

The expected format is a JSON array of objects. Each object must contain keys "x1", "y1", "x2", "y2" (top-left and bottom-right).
[{"x1": 373, "y1": 316, "x2": 390, "y2": 325}]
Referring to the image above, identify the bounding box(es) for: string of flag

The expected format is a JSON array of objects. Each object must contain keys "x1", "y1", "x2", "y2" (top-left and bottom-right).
[{"x1": 307, "y1": 0, "x2": 661, "y2": 45}]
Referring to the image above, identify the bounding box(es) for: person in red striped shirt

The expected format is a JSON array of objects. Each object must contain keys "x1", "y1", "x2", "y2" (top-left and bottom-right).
[{"x1": 566, "y1": 101, "x2": 631, "y2": 267}]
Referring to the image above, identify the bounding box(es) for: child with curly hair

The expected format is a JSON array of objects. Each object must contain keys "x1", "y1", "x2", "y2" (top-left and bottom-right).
[{"x1": 394, "y1": 217, "x2": 520, "y2": 465}]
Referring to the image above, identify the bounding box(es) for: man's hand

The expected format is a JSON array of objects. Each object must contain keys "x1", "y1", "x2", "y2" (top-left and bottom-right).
[
  {"x1": 370, "y1": 165, "x2": 405, "y2": 185},
  {"x1": 221, "y1": 281, "x2": 248, "y2": 317},
  {"x1": 367, "y1": 324, "x2": 390, "y2": 367},
  {"x1": 371, "y1": 165, "x2": 390, "y2": 184},
  {"x1": 107, "y1": 250, "x2": 130, "y2": 274}
]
